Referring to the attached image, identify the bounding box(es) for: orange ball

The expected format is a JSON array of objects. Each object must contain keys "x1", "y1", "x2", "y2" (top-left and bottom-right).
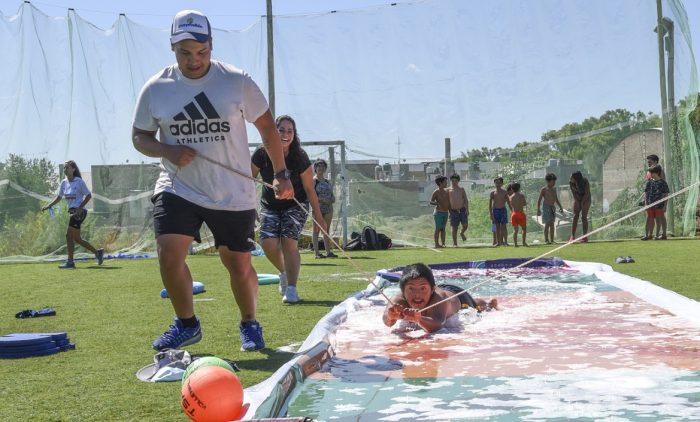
[{"x1": 181, "y1": 366, "x2": 244, "y2": 422}]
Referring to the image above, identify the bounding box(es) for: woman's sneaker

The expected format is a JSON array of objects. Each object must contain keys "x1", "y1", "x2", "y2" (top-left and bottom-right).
[
  {"x1": 95, "y1": 248, "x2": 104, "y2": 265},
  {"x1": 58, "y1": 261, "x2": 75, "y2": 269},
  {"x1": 152, "y1": 317, "x2": 202, "y2": 351},
  {"x1": 278, "y1": 272, "x2": 287, "y2": 296},
  {"x1": 239, "y1": 320, "x2": 265, "y2": 351},
  {"x1": 283, "y1": 286, "x2": 301, "y2": 304}
]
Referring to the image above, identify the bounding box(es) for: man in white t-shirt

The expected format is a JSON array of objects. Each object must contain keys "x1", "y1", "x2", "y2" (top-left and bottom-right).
[{"x1": 132, "y1": 10, "x2": 293, "y2": 352}]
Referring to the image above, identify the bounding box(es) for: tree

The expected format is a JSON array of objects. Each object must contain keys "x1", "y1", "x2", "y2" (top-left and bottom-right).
[
  {"x1": 686, "y1": 93, "x2": 700, "y2": 133},
  {"x1": 456, "y1": 108, "x2": 661, "y2": 181},
  {"x1": 0, "y1": 154, "x2": 58, "y2": 194},
  {"x1": 0, "y1": 154, "x2": 59, "y2": 221}
]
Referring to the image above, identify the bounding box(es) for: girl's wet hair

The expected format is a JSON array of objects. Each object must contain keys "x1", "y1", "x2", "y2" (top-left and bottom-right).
[
  {"x1": 571, "y1": 171, "x2": 586, "y2": 193},
  {"x1": 399, "y1": 263, "x2": 436, "y2": 291}
]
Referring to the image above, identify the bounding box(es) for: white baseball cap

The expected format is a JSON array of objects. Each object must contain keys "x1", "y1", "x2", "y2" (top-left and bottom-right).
[{"x1": 170, "y1": 10, "x2": 211, "y2": 45}]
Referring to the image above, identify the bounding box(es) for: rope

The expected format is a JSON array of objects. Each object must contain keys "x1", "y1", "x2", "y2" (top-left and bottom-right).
[
  {"x1": 196, "y1": 153, "x2": 395, "y2": 304},
  {"x1": 419, "y1": 179, "x2": 700, "y2": 313}
]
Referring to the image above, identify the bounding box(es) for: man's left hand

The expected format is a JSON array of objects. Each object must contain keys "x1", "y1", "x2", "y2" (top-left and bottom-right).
[{"x1": 273, "y1": 179, "x2": 293, "y2": 199}]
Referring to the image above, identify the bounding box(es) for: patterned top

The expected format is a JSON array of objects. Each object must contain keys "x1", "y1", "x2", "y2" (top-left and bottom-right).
[
  {"x1": 314, "y1": 178, "x2": 334, "y2": 215},
  {"x1": 644, "y1": 179, "x2": 669, "y2": 209}
]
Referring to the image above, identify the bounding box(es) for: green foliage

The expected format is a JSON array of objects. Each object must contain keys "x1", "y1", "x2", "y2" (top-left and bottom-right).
[
  {"x1": 0, "y1": 206, "x2": 157, "y2": 259},
  {"x1": 455, "y1": 109, "x2": 662, "y2": 183},
  {"x1": 0, "y1": 154, "x2": 58, "y2": 223},
  {"x1": 0, "y1": 154, "x2": 58, "y2": 194},
  {"x1": 683, "y1": 93, "x2": 700, "y2": 133},
  {"x1": 0, "y1": 208, "x2": 94, "y2": 257}
]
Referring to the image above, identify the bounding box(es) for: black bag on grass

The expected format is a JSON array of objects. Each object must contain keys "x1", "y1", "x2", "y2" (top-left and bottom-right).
[
  {"x1": 378, "y1": 233, "x2": 392, "y2": 249},
  {"x1": 344, "y1": 232, "x2": 363, "y2": 251},
  {"x1": 361, "y1": 226, "x2": 381, "y2": 250}
]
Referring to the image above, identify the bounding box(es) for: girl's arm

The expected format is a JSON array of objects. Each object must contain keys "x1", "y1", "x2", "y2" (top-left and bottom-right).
[
  {"x1": 301, "y1": 167, "x2": 327, "y2": 233},
  {"x1": 42, "y1": 195, "x2": 61, "y2": 211},
  {"x1": 250, "y1": 163, "x2": 260, "y2": 179},
  {"x1": 77, "y1": 193, "x2": 92, "y2": 210}
]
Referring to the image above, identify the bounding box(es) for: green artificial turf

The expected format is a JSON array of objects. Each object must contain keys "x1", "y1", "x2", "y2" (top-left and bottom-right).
[{"x1": 0, "y1": 238, "x2": 697, "y2": 421}]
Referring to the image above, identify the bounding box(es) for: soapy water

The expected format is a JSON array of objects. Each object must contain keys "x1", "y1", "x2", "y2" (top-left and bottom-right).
[{"x1": 286, "y1": 265, "x2": 700, "y2": 421}]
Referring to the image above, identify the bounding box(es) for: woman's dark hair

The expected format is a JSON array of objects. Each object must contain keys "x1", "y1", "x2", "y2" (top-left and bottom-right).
[
  {"x1": 65, "y1": 160, "x2": 81, "y2": 179},
  {"x1": 313, "y1": 159, "x2": 328, "y2": 170},
  {"x1": 399, "y1": 263, "x2": 436, "y2": 291},
  {"x1": 571, "y1": 170, "x2": 586, "y2": 194},
  {"x1": 276, "y1": 114, "x2": 304, "y2": 162}
]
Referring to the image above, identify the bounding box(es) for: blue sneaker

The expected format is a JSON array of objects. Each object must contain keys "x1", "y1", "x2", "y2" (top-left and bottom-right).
[
  {"x1": 95, "y1": 248, "x2": 104, "y2": 265},
  {"x1": 58, "y1": 261, "x2": 75, "y2": 269},
  {"x1": 152, "y1": 318, "x2": 202, "y2": 351},
  {"x1": 239, "y1": 320, "x2": 265, "y2": 351}
]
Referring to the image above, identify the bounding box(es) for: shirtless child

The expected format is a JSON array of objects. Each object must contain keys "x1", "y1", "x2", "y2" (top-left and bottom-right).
[
  {"x1": 509, "y1": 182, "x2": 527, "y2": 247},
  {"x1": 489, "y1": 177, "x2": 510, "y2": 246},
  {"x1": 383, "y1": 263, "x2": 498, "y2": 333},
  {"x1": 537, "y1": 173, "x2": 564, "y2": 244},
  {"x1": 430, "y1": 176, "x2": 450, "y2": 248},
  {"x1": 448, "y1": 174, "x2": 469, "y2": 246}
]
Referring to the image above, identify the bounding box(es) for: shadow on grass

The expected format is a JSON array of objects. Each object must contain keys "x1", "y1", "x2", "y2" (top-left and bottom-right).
[
  {"x1": 223, "y1": 349, "x2": 296, "y2": 373},
  {"x1": 83, "y1": 266, "x2": 122, "y2": 270},
  {"x1": 301, "y1": 263, "x2": 339, "y2": 267},
  {"x1": 283, "y1": 300, "x2": 342, "y2": 307}
]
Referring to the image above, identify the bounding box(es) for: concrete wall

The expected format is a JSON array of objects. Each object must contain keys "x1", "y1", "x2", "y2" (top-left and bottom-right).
[{"x1": 602, "y1": 129, "x2": 663, "y2": 210}]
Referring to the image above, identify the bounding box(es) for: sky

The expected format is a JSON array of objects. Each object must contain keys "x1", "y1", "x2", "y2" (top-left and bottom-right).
[
  {"x1": 0, "y1": 0, "x2": 694, "y2": 43},
  {"x1": 0, "y1": 0, "x2": 396, "y2": 30},
  {"x1": 1, "y1": 0, "x2": 698, "y2": 163}
]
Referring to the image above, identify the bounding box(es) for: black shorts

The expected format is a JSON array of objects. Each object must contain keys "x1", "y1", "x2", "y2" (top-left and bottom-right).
[
  {"x1": 437, "y1": 284, "x2": 478, "y2": 310},
  {"x1": 68, "y1": 208, "x2": 87, "y2": 229},
  {"x1": 152, "y1": 192, "x2": 256, "y2": 252}
]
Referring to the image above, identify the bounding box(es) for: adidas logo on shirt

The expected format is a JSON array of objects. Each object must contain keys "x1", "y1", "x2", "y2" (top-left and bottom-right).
[{"x1": 169, "y1": 92, "x2": 230, "y2": 144}]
